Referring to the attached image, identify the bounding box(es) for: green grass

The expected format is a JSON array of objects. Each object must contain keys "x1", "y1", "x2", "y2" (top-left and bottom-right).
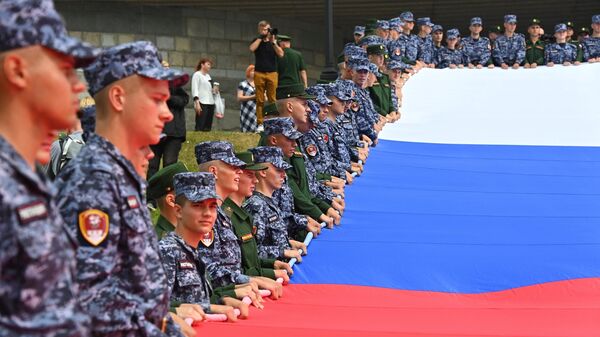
[{"x1": 178, "y1": 131, "x2": 260, "y2": 169}]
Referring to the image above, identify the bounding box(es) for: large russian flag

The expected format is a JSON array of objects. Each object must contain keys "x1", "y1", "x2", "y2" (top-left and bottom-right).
[{"x1": 199, "y1": 64, "x2": 600, "y2": 336}]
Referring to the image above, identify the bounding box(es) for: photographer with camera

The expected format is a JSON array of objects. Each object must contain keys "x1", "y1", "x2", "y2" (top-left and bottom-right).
[{"x1": 249, "y1": 20, "x2": 284, "y2": 130}]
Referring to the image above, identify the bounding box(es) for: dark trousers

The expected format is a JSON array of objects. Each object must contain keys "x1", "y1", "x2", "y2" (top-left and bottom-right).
[
  {"x1": 194, "y1": 103, "x2": 215, "y2": 131},
  {"x1": 147, "y1": 136, "x2": 184, "y2": 179}
]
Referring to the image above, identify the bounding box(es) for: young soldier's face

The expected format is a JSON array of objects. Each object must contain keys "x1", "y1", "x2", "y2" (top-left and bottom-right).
[
  {"x1": 528, "y1": 25, "x2": 541, "y2": 37},
  {"x1": 215, "y1": 162, "x2": 242, "y2": 194},
  {"x1": 354, "y1": 33, "x2": 363, "y2": 44},
  {"x1": 470, "y1": 24, "x2": 482, "y2": 34},
  {"x1": 422, "y1": 25, "x2": 432, "y2": 34},
  {"x1": 269, "y1": 134, "x2": 296, "y2": 158},
  {"x1": 238, "y1": 169, "x2": 258, "y2": 197},
  {"x1": 592, "y1": 23, "x2": 600, "y2": 34},
  {"x1": 180, "y1": 198, "x2": 218, "y2": 234},
  {"x1": 555, "y1": 30, "x2": 568, "y2": 42},
  {"x1": 122, "y1": 76, "x2": 173, "y2": 146},
  {"x1": 318, "y1": 104, "x2": 329, "y2": 121},
  {"x1": 23, "y1": 47, "x2": 86, "y2": 131},
  {"x1": 131, "y1": 146, "x2": 154, "y2": 179},
  {"x1": 329, "y1": 97, "x2": 345, "y2": 115},
  {"x1": 369, "y1": 54, "x2": 384, "y2": 67},
  {"x1": 504, "y1": 22, "x2": 516, "y2": 33},
  {"x1": 433, "y1": 31, "x2": 443, "y2": 42},
  {"x1": 264, "y1": 163, "x2": 286, "y2": 190},
  {"x1": 352, "y1": 69, "x2": 368, "y2": 87}
]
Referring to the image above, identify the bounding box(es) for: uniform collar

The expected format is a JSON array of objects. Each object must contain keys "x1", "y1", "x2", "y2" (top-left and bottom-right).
[
  {"x1": 156, "y1": 214, "x2": 176, "y2": 233},
  {"x1": 165, "y1": 231, "x2": 197, "y2": 256},
  {"x1": 88, "y1": 133, "x2": 147, "y2": 194},
  {"x1": 222, "y1": 198, "x2": 250, "y2": 221},
  {"x1": 0, "y1": 135, "x2": 53, "y2": 197}
]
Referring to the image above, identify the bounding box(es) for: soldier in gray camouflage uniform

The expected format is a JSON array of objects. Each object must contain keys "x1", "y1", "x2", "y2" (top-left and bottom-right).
[
  {"x1": 244, "y1": 147, "x2": 306, "y2": 261},
  {"x1": 195, "y1": 141, "x2": 283, "y2": 297},
  {"x1": 462, "y1": 17, "x2": 493, "y2": 68},
  {"x1": 55, "y1": 40, "x2": 188, "y2": 337},
  {"x1": 159, "y1": 172, "x2": 249, "y2": 322},
  {"x1": 0, "y1": 1, "x2": 99, "y2": 336},
  {"x1": 493, "y1": 15, "x2": 526, "y2": 68}
]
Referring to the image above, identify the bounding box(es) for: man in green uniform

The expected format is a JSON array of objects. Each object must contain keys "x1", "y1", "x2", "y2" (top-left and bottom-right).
[
  {"x1": 565, "y1": 21, "x2": 585, "y2": 61},
  {"x1": 147, "y1": 162, "x2": 188, "y2": 239},
  {"x1": 525, "y1": 18, "x2": 545, "y2": 68},
  {"x1": 277, "y1": 35, "x2": 307, "y2": 88},
  {"x1": 223, "y1": 151, "x2": 292, "y2": 282},
  {"x1": 367, "y1": 44, "x2": 396, "y2": 119}
]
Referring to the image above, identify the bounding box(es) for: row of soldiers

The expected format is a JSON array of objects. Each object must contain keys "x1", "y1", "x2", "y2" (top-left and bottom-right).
[
  {"x1": 345, "y1": 12, "x2": 600, "y2": 69},
  {"x1": 0, "y1": 1, "x2": 403, "y2": 337}
]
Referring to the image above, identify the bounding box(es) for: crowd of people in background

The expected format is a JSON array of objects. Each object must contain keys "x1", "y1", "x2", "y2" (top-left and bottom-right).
[{"x1": 2, "y1": 0, "x2": 600, "y2": 336}]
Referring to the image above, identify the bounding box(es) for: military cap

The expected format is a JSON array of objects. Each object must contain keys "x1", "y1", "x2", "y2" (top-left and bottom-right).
[
  {"x1": 387, "y1": 60, "x2": 404, "y2": 71},
  {"x1": 504, "y1": 14, "x2": 517, "y2": 24},
  {"x1": 263, "y1": 102, "x2": 279, "y2": 117},
  {"x1": 365, "y1": 18, "x2": 378, "y2": 31},
  {"x1": 399, "y1": 11, "x2": 414, "y2": 22},
  {"x1": 306, "y1": 85, "x2": 332, "y2": 106},
  {"x1": 377, "y1": 20, "x2": 390, "y2": 30},
  {"x1": 580, "y1": 27, "x2": 590, "y2": 33},
  {"x1": 354, "y1": 25, "x2": 365, "y2": 35},
  {"x1": 359, "y1": 34, "x2": 384, "y2": 47},
  {"x1": 0, "y1": 0, "x2": 99, "y2": 66},
  {"x1": 389, "y1": 17, "x2": 404, "y2": 31},
  {"x1": 345, "y1": 45, "x2": 367, "y2": 59},
  {"x1": 249, "y1": 147, "x2": 292, "y2": 170},
  {"x1": 173, "y1": 172, "x2": 218, "y2": 202},
  {"x1": 447, "y1": 28, "x2": 460, "y2": 39},
  {"x1": 592, "y1": 15, "x2": 600, "y2": 24},
  {"x1": 277, "y1": 34, "x2": 292, "y2": 41},
  {"x1": 235, "y1": 152, "x2": 267, "y2": 171},
  {"x1": 416, "y1": 17, "x2": 434, "y2": 27},
  {"x1": 470, "y1": 17, "x2": 483, "y2": 26},
  {"x1": 554, "y1": 23, "x2": 567, "y2": 33},
  {"x1": 147, "y1": 162, "x2": 189, "y2": 200},
  {"x1": 333, "y1": 80, "x2": 355, "y2": 101},
  {"x1": 276, "y1": 83, "x2": 316, "y2": 100},
  {"x1": 432, "y1": 24, "x2": 444, "y2": 33},
  {"x1": 323, "y1": 82, "x2": 350, "y2": 101},
  {"x1": 263, "y1": 117, "x2": 302, "y2": 140},
  {"x1": 528, "y1": 18, "x2": 541, "y2": 27},
  {"x1": 368, "y1": 62, "x2": 381, "y2": 76},
  {"x1": 493, "y1": 25, "x2": 503, "y2": 33},
  {"x1": 79, "y1": 105, "x2": 96, "y2": 134},
  {"x1": 366, "y1": 44, "x2": 386, "y2": 55},
  {"x1": 84, "y1": 41, "x2": 189, "y2": 97},
  {"x1": 194, "y1": 141, "x2": 246, "y2": 167},
  {"x1": 566, "y1": 21, "x2": 574, "y2": 29},
  {"x1": 347, "y1": 57, "x2": 370, "y2": 71}
]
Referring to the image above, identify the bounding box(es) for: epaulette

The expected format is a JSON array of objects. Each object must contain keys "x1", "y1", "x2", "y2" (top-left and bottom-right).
[{"x1": 293, "y1": 151, "x2": 303, "y2": 157}]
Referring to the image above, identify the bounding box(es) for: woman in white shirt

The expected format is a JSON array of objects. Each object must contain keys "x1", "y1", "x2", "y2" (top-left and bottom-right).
[{"x1": 191, "y1": 58, "x2": 216, "y2": 131}]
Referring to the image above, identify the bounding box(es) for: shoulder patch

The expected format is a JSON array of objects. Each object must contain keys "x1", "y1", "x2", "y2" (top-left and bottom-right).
[
  {"x1": 17, "y1": 200, "x2": 48, "y2": 224},
  {"x1": 268, "y1": 215, "x2": 279, "y2": 223},
  {"x1": 305, "y1": 144, "x2": 318, "y2": 157},
  {"x1": 224, "y1": 206, "x2": 233, "y2": 217},
  {"x1": 126, "y1": 195, "x2": 139, "y2": 209},
  {"x1": 201, "y1": 230, "x2": 214, "y2": 247},
  {"x1": 78, "y1": 209, "x2": 109, "y2": 246},
  {"x1": 323, "y1": 134, "x2": 329, "y2": 143}
]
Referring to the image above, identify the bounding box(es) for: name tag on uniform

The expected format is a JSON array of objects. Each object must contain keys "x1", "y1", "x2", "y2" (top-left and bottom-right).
[
  {"x1": 17, "y1": 200, "x2": 48, "y2": 224},
  {"x1": 179, "y1": 260, "x2": 195, "y2": 270},
  {"x1": 126, "y1": 196, "x2": 139, "y2": 209},
  {"x1": 241, "y1": 233, "x2": 253, "y2": 242},
  {"x1": 268, "y1": 215, "x2": 279, "y2": 223}
]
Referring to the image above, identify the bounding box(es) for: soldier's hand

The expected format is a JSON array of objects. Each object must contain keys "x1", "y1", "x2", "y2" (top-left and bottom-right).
[
  {"x1": 345, "y1": 171, "x2": 354, "y2": 185},
  {"x1": 501, "y1": 63, "x2": 509, "y2": 69},
  {"x1": 252, "y1": 276, "x2": 283, "y2": 299},
  {"x1": 574, "y1": 61, "x2": 581, "y2": 66},
  {"x1": 210, "y1": 304, "x2": 237, "y2": 322},
  {"x1": 476, "y1": 64, "x2": 483, "y2": 69},
  {"x1": 327, "y1": 207, "x2": 341, "y2": 225},
  {"x1": 274, "y1": 259, "x2": 293, "y2": 275},
  {"x1": 332, "y1": 198, "x2": 344, "y2": 214},
  {"x1": 512, "y1": 63, "x2": 520, "y2": 69},
  {"x1": 524, "y1": 63, "x2": 531, "y2": 69},
  {"x1": 458, "y1": 64, "x2": 464, "y2": 69},
  {"x1": 449, "y1": 64, "x2": 457, "y2": 69},
  {"x1": 487, "y1": 64, "x2": 495, "y2": 69},
  {"x1": 169, "y1": 313, "x2": 197, "y2": 337},
  {"x1": 289, "y1": 239, "x2": 307, "y2": 254},
  {"x1": 563, "y1": 61, "x2": 571, "y2": 66},
  {"x1": 221, "y1": 297, "x2": 250, "y2": 319},
  {"x1": 175, "y1": 303, "x2": 205, "y2": 322},
  {"x1": 234, "y1": 284, "x2": 264, "y2": 309},
  {"x1": 547, "y1": 62, "x2": 554, "y2": 67},
  {"x1": 319, "y1": 214, "x2": 333, "y2": 226},
  {"x1": 306, "y1": 217, "x2": 321, "y2": 236},
  {"x1": 285, "y1": 249, "x2": 303, "y2": 262},
  {"x1": 274, "y1": 269, "x2": 290, "y2": 284}
]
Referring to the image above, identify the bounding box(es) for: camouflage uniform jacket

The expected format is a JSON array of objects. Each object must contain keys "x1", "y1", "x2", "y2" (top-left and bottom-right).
[
  {"x1": 55, "y1": 133, "x2": 181, "y2": 337},
  {"x1": 243, "y1": 192, "x2": 291, "y2": 260},
  {"x1": 0, "y1": 136, "x2": 89, "y2": 337},
  {"x1": 461, "y1": 36, "x2": 492, "y2": 65}
]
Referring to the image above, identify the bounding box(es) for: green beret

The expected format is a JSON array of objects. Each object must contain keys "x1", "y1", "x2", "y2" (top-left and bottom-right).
[
  {"x1": 275, "y1": 83, "x2": 316, "y2": 100},
  {"x1": 367, "y1": 44, "x2": 386, "y2": 55},
  {"x1": 235, "y1": 151, "x2": 267, "y2": 171},
  {"x1": 263, "y1": 102, "x2": 280, "y2": 117},
  {"x1": 147, "y1": 162, "x2": 188, "y2": 201}
]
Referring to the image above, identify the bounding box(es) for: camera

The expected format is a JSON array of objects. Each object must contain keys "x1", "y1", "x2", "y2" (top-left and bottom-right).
[{"x1": 268, "y1": 27, "x2": 279, "y2": 36}]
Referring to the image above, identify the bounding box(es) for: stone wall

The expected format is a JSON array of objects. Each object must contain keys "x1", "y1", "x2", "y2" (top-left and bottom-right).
[{"x1": 55, "y1": 1, "x2": 345, "y2": 131}]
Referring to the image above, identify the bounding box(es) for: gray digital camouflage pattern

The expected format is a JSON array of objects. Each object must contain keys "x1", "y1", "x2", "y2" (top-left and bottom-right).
[
  {"x1": 243, "y1": 192, "x2": 291, "y2": 259},
  {"x1": 55, "y1": 133, "x2": 181, "y2": 337}
]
